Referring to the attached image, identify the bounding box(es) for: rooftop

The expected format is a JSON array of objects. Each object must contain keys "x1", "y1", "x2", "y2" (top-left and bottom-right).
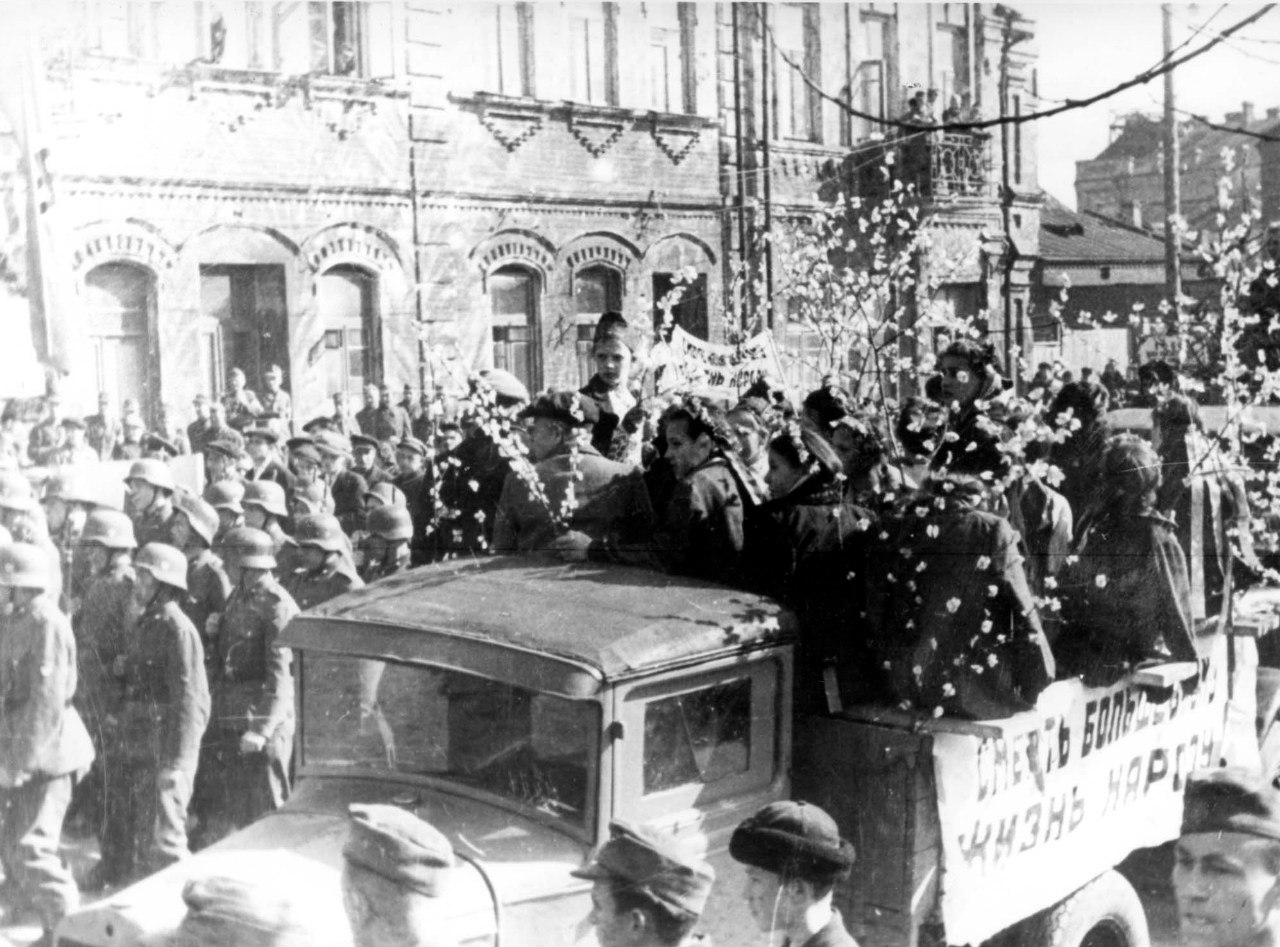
[
  {"x1": 283, "y1": 557, "x2": 795, "y2": 696},
  {"x1": 1039, "y1": 192, "x2": 1175, "y2": 263}
]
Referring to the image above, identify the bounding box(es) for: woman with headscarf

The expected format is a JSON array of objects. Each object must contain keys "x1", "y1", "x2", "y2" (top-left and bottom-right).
[
  {"x1": 579, "y1": 311, "x2": 646, "y2": 468},
  {"x1": 1056, "y1": 435, "x2": 1198, "y2": 687}
]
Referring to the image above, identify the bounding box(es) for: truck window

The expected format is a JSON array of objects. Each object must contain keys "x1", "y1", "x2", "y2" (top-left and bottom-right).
[
  {"x1": 644, "y1": 678, "x2": 752, "y2": 793},
  {"x1": 300, "y1": 654, "x2": 600, "y2": 828}
]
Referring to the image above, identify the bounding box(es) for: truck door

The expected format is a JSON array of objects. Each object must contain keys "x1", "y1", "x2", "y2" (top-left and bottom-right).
[{"x1": 612, "y1": 650, "x2": 792, "y2": 946}]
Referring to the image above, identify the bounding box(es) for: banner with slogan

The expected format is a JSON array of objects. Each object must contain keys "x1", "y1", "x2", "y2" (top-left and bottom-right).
[
  {"x1": 932, "y1": 634, "x2": 1229, "y2": 946},
  {"x1": 655, "y1": 327, "x2": 790, "y2": 400}
]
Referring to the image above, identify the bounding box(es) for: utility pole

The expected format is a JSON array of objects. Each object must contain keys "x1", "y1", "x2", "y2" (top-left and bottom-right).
[{"x1": 1162, "y1": 3, "x2": 1184, "y2": 360}]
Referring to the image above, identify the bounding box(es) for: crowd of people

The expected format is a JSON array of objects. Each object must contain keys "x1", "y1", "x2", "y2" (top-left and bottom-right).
[{"x1": 0, "y1": 304, "x2": 1267, "y2": 944}]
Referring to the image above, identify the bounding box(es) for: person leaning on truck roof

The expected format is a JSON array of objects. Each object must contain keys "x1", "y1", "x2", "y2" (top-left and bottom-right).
[
  {"x1": 341, "y1": 803, "x2": 457, "y2": 947},
  {"x1": 1174, "y1": 767, "x2": 1280, "y2": 947},
  {"x1": 730, "y1": 800, "x2": 858, "y2": 947},
  {"x1": 571, "y1": 820, "x2": 715, "y2": 947}
]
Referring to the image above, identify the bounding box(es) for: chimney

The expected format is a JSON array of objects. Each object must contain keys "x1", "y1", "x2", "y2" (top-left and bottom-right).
[
  {"x1": 1226, "y1": 111, "x2": 1244, "y2": 126},
  {"x1": 1130, "y1": 201, "x2": 1143, "y2": 229},
  {"x1": 1244, "y1": 101, "x2": 1256, "y2": 125}
]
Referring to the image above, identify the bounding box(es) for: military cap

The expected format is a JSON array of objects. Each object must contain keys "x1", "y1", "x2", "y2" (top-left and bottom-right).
[
  {"x1": 142, "y1": 432, "x2": 179, "y2": 458},
  {"x1": 477, "y1": 369, "x2": 530, "y2": 407},
  {"x1": 1182, "y1": 767, "x2": 1280, "y2": 842},
  {"x1": 204, "y1": 436, "x2": 244, "y2": 460},
  {"x1": 396, "y1": 437, "x2": 429, "y2": 458},
  {"x1": 301, "y1": 416, "x2": 336, "y2": 434},
  {"x1": 205, "y1": 480, "x2": 246, "y2": 514},
  {"x1": 286, "y1": 437, "x2": 322, "y2": 466},
  {"x1": 244, "y1": 426, "x2": 279, "y2": 444},
  {"x1": 571, "y1": 820, "x2": 715, "y2": 918},
  {"x1": 518, "y1": 391, "x2": 601, "y2": 429},
  {"x1": 729, "y1": 800, "x2": 855, "y2": 882},
  {"x1": 313, "y1": 430, "x2": 352, "y2": 459},
  {"x1": 60, "y1": 416, "x2": 86, "y2": 430},
  {"x1": 343, "y1": 804, "x2": 455, "y2": 897},
  {"x1": 350, "y1": 433, "x2": 379, "y2": 451}
]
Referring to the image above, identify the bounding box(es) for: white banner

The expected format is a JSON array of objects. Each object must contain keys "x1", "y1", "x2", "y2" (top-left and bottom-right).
[
  {"x1": 932, "y1": 634, "x2": 1229, "y2": 945},
  {"x1": 655, "y1": 327, "x2": 789, "y2": 399}
]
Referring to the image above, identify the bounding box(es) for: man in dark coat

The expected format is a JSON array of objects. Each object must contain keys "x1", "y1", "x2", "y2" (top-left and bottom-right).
[
  {"x1": 351, "y1": 434, "x2": 391, "y2": 487},
  {"x1": 394, "y1": 438, "x2": 433, "y2": 566},
  {"x1": 314, "y1": 431, "x2": 368, "y2": 536},
  {"x1": 244, "y1": 426, "x2": 296, "y2": 494},
  {"x1": 186, "y1": 394, "x2": 214, "y2": 455},
  {"x1": 0, "y1": 543, "x2": 95, "y2": 940},
  {"x1": 222, "y1": 367, "x2": 264, "y2": 432},
  {"x1": 120, "y1": 543, "x2": 209, "y2": 876},
  {"x1": 85, "y1": 391, "x2": 121, "y2": 461},
  {"x1": 493, "y1": 392, "x2": 653, "y2": 562},
  {"x1": 171, "y1": 492, "x2": 232, "y2": 664}
]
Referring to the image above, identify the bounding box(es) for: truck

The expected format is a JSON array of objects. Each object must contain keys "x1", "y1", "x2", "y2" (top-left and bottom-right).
[{"x1": 53, "y1": 555, "x2": 1267, "y2": 947}]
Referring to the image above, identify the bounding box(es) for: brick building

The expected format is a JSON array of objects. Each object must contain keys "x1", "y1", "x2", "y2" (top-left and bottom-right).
[{"x1": 2, "y1": 2, "x2": 1039, "y2": 420}]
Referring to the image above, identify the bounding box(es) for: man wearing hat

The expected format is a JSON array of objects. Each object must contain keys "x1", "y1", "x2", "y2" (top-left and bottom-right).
[
  {"x1": 187, "y1": 394, "x2": 214, "y2": 455},
  {"x1": 430, "y1": 370, "x2": 529, "y2": 559},
  {"x1": 1174, "y1": 768, "x2": 1280, "y2": 947},
  {"x1": 28, "y1": 390, "x2": 65, "y2": 466},
  {"x1": 243, "y1": 481, "x2": 300, "y2": 579},
  {"x1": 205, "y1": 434, "x2": 247, "y2": 487},
  {"x1": 170, "y1": 492, "x2": 232, "y2": 659},
  {"x1": 580, "y1": 310, "x2": 646, "y2": 467},
  {"x1": 120, "y1": 543, "x2": 209, "y2": 875},
  {"x1": 126, "y1": 458, "x2": 183, "y2": 548},
  {"x1": 571, "y1": 820, "x2": 715, "y2": 947},
  {"x1": 356, "y1": 383, "x2": 412, "y2": 448},
  {"x1": 245, "y1": 425, "x2": 296, "y2": 493},
  {"x1": 351, "y1": 433, "x2": 392, "y2": 487},
  {"x1": 54, "y1": 417, "x2": 99, "y2": 466},
  {"x1": 286, "y1": 514, "x2": 363, "y2": 610},
  {"x1": 332, "y1": 390, "x2": 360, "y2": 437},
  {"x1": 494, "y1": 390, "x2": 653, "y2": 561},
  {"x1": 140, "y1": 431, "x2": 180, "y2": 461},
  {"x1": 313, "y1": 430, "x2": 369, "y2": 536},
  {"x1": 729, "y1": 801, "x2": 857, "y2": 947},
  {"x1": 394, "y1": 438, "x2": 434, "y2": 566},
  {"x1": 197, "y1": 527, "x2": 298, "y2": 846},
  {"x1": 260, "y1": 364, "x2": 293, "y2": 434},
  {"x1": 342, "y1": 804, "x2": 455, "y2": 947},
  {"x1": 113, "y1": 412, "x2": 147, "y2": 461},
  {"x1": 86, "y1": 391, "x2": 121, "y2": 461},
  {"x1": 223, "y1": 367, "x2": 264, "y2": 431}
]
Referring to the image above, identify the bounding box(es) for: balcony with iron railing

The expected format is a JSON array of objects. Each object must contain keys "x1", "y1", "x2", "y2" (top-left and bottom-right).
[{"x1": 845, "y1": 129, "x2": 996, "y2": 205}]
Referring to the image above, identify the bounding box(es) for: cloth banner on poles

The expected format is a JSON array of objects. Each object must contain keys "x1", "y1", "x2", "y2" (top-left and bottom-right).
[{"x1": 654, "y1": 327, "x2": 789, "y2": 399}]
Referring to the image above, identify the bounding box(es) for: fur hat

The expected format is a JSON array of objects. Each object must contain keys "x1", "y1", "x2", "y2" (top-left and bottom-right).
[{"x1": 729, "y1": 801, "x2": 855, "y2": 883}]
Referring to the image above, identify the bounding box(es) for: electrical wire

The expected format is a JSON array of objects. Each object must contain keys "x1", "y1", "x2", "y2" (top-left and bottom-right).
[{"x1": 764, "y1": 4, "x2": 1277, "y2": 135}]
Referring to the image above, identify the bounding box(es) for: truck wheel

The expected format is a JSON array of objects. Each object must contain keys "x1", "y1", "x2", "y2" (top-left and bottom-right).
[{"x1": 1028, "y1": 870, "x2": 1150, "y2": 947}]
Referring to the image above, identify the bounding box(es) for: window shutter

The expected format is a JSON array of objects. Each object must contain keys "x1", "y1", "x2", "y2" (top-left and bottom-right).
[{"x1": 364, "y1": 1, "x2": 395, "y2": 78}]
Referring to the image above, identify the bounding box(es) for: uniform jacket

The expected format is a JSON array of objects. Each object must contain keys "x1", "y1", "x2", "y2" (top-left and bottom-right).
[
  {"x1": 263, "y1": 520, "x2": 300, "y2": 579},
  {"x1": 184, "y1": 549, "x2": 232, "y2": 653},
  {"x1": 223, "y1": 388, "x2": 264, "y2": 430},
  {"x1": 868, "y1": 491, "x2": 1055, "y2": 719},
  {"x1": 285, "y1": 558, "x2": 363, "y2": 611},
  {"x1": 260, "y1": 389, "x2": 292, "y2": 427},
  {"x1": 28, "y1": 419, "x2": 62, "y2": 465},
  {"x1": 122, "y1": 595, "x2": 210, "y2": 766},
  {"x1": 213, "y1": 574, "x2": 297, "y2": 742},
  {"x1": 355, "y1": 405, "x2": 411, "y2": 443},
  {"x1": 1057, "y1": 510, "x2": 1197, "y2": 685},
  {"x1": 76, "y1": 562, "x2": 137, "y2": 720},
  {"x1": 135, "y1": 506, "x2": 182, "y2": 549},
  {"x1": 86, "y1": 414, "x2": 121, "y2": 460},
  {"x1": 492, "y1": 444, "x2": 654, "y2": 561},
  {"x1": 653, "y1": 454, "x2": 746, "y2": 586},
  {"x1": 330, "y1": 469, "x2": 368, "y2": 535},
  {"x1": 0, "y1": 592, "x2": 94, "y2": 784}
]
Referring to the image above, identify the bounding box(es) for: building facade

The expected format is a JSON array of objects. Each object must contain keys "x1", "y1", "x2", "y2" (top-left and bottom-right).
[{"x1": 3, "y1": 1, "x2": 1040, "y2": 421}]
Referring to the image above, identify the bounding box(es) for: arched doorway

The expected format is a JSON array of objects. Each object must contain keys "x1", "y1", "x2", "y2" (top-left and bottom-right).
[
  {"x1": 489, "y1": 265, "x2": 541, "y2": 393},
  {"x1": 84, "y1": 262, "x2": 154, "y2": 409},
  {"x1": 317, "y1": 264, "x2": 382, "y2": 399}
]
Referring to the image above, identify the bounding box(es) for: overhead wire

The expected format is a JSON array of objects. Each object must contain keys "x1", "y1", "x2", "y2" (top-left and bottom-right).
[{"x1": 763, "y1": 4, "x2": 1276, "y2": 135}]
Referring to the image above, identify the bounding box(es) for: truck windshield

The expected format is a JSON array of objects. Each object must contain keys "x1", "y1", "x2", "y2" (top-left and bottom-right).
[{"x1": 301, "y1": 653, "x2": 598, "y2": 827}]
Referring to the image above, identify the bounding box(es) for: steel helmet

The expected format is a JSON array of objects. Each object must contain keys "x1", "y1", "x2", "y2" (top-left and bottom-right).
[
  {"x1": 174, "y1": 492, "x2": 219, "y2": 547},
  {"x1": 367, "y1": 505, "x2": 413, "y2": 542},
  {"x1": 221, "y1": 527, "x2": 277, "y2": 571},
  {"x1": 293, "y1": 514, "x2": 347, "y2": 552},
  {"x1": 133, "y1": 542, "x2": 189, "y2": 592},
  {"x1": 125, "y1": 459, "x2": 176, "y2": 493},
  {"x1": 0, "y1": 471, "x2": 34, "y2": 512},
  {"x1": 204, "y1": 480, "x2": 246, "y2": 514},
  {"x1": 242, "y1": 481, "x2": 289, "y2": 519},
  {"x1": 363, "y1": 482, "x2": 406, "y2": 509},
  {"x1": 81, "y1": 509, "x2": 138, "y2": 550},
  {"x1": 0, "y1": 542, "x2": 52, "y2": 590}
]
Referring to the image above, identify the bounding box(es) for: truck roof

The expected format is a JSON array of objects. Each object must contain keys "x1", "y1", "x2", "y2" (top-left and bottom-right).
[{"x1": 283, "y1": 557, "x2": 795, "y2": 697}]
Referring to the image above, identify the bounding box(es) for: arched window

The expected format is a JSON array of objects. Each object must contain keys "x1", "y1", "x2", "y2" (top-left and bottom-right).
[
  {"x1": 574, "y1": 264, "x2": 622, "y2": 385},
  {"x1": 490, "y1": 265, "x2": 541, "y2": 393},
  {"x1": 84, "y1": 262, "x2": 154, "y2": 410},
  {"x1": 317, "y1": 264, "x2": 381, "y2": 398}
]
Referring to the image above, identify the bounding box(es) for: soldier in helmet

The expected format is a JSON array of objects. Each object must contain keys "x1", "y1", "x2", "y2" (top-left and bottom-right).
[
  {"x1": 286, "y1": 514, "x2": 363, "y2": 610},
  {"x1": 361, "y1": 506, "x2": 413, "y2": 583},
  {"x1": 0, "y1": 543, "x2": 94, "y2": 941},
  {"x1": 170, "y1": 492, "x2": 232, "y2": 663},
  {"x1": 75, "y1": 510, "x2": 140, "y2": 891},
  {"x1": 120, "y1": 543, "x2": 209, "y2": 875},
  {"x1": 125, "y1": 459, "x2": 181, "y2": 548},
  {"x1": 0, "y1": 470, "x2": 63, "y2": 605},
  {"x1": 40, "y1": 471, "x2": 103, "y2": 609},
  {"x1": 196, "y1": 527, "x2": 297, "y2": 847},
  {"x1": 204, "y1": 480, "x2": 246, "y2": 555},
  {"x1": 242, "y1": 481, "x2": 299, "y2": 580}
]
